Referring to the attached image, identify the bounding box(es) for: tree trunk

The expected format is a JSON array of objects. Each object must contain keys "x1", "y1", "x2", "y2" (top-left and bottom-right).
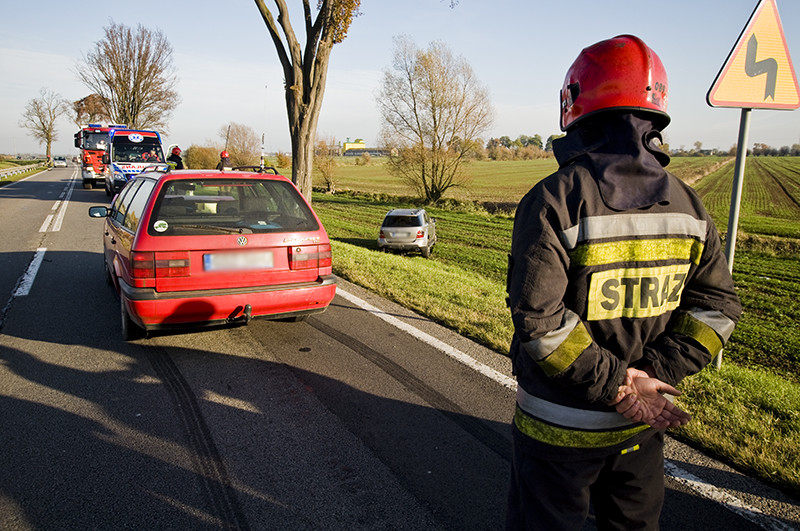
[{"x1": 290, "y1": 124, "x2": 316, "y2": 200}]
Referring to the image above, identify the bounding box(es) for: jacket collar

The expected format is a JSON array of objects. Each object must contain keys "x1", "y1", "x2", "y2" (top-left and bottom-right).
[{"x1": 553, "y1": 112, "x2": 671, "y2": 210}]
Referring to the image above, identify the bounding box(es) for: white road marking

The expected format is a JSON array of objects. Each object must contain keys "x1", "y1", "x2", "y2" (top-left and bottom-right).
[
  {"x1": 665, "y1": 461, "x2": 792, "y2": 531},
  {"x1": 51, "y1": 175, "x2": 76, "y2": 232},
  {"x1": 336, "y1": 287, "x2": 517, "y2": 390},
  {"x1": 38, "y1": 215, "x2": 53, "y2": 233},
  {"x1": 335, "y1": 285, "x2": 787, "y2": 529},
  {"x1": 13, "y1": 248, "x2": 47, "y2": 297},
  {"x1": 38, "y1": 172, "x2": 76, "y2": 232}
]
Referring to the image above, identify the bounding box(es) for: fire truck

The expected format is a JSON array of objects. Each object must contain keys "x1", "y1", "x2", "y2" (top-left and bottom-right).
[{"x1": 74, "y1": 124, "x2": 126, "y2": 189}]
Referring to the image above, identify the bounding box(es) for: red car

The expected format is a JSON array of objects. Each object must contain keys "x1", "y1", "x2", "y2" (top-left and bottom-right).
[{"x1": 89, "y1": 167, "x2": 336, "y2": 340}]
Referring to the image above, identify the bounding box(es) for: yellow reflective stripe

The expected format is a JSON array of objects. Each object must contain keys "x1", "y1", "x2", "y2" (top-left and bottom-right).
[
  {"x1": 569, "y1": 238, "x2": 704, "y2": 266},
  {"x1": 522, "y1": 309, "x2": 582, "y2": 362},
  {"x1": 514, "y1": 406, "x2": 650, "y2": 448},
  {"x1": 671, "y1": 312, "x2": 724, "y2": 356},
  {"x1": 538, "y1": 320, "x2": 593, "y2": 377}
]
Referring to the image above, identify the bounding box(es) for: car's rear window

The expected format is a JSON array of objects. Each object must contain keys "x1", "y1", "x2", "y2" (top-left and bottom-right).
[
  {"x1": 147, "y1": 178, "x2": 319, "y2": 236},
  {"x1": 382, "y1": 214, "x2": 422, "y2": 228}
]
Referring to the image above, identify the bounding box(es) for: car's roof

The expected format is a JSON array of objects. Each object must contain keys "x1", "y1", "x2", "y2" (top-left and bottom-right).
[
  {"x1": 137, "y1": 168, "x2": 291, "y2": 183},
  {"x1": 385, "y1": 208, "x2": 423, "y2": 216}
]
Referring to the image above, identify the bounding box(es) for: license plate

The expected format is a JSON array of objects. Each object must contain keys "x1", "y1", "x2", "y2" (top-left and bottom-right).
[{"x1": 203, "y1": 251, "x2": 274, "y2": 271}]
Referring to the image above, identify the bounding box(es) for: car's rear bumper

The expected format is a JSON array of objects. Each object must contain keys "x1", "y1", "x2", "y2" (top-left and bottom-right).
[
  {"x1": 378, "y1": 240, "x2": 429, "y2": 252},
  {"x1": 120, "y1": 274, "x2": 337, "y2": 327}
]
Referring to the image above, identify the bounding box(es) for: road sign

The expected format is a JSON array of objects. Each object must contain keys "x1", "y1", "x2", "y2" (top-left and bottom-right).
[{"x1": 707, "y1": 0, "x2": 799, "y2": 109}]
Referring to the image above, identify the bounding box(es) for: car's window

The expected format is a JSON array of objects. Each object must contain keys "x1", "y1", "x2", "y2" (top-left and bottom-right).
[
  {"x1": 383, "y1": 214, "x2": 422, "y2": 228},
  {"x1": 147, "y1": 178, "x2": 319, "y2": 235},
  {"x1": 112, "y1": 139, "x2": 164, "y2": 163},
  {"x1": 123, "y1": 179, "x2": 156, "y2": 233},
  {"x1": 111, "y1": 179, "x2": 143, "y2": 225}
]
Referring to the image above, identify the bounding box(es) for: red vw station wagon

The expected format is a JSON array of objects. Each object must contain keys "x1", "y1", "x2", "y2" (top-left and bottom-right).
[{"x1": 89, "y1": 167, "x2": 336, "y2": 340}]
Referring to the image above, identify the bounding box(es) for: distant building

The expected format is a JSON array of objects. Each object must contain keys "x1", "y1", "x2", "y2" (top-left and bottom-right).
[
  {"x1": 340, "y1": 138, "x2": 391, "y2": 157},
  {"x1": 343, "y1": 140, "x2": 366, "y2": 153}
]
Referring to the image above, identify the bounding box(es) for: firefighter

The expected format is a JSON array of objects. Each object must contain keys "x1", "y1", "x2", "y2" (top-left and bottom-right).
[
  {"x1": 217, "y1": 150, "x2": 231, "y2": 171},
  {"x1": 505, "y1": 34, "x2": 742, "y2": 530},
  {"x1": 167, "y1": 146, "x2": 184, "y2": 169}
]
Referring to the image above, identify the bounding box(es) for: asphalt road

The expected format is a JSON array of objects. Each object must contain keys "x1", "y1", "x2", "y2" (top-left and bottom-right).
[{"x1": 0, "y1": 165, "x2": 798, "y2": 530}]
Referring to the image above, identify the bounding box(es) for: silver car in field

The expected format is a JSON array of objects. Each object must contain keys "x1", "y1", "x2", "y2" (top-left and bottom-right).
[{"x1": 378, "y1": 208, "x2": 437, "y2": 258}]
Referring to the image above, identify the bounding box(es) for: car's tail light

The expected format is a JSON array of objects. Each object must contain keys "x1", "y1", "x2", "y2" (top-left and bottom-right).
[
  {"x1": 379, "y1": 230, "x2": 385, "y2": 239},
  {"x1": 289, "y1": 244, "x2": 332, "y2": 270},
  {"x1": 131, "y1": 252, "x2": 155, "y2": 278},
  {"x1": 415, "y1": 230, "x2": 425, "y2": 239},
  {"x1": 130, "y1": 251, "x2": 189, "y2": 278},
  {"x1": 155, "y1": 251, "x2": 190, "y2": 277}
]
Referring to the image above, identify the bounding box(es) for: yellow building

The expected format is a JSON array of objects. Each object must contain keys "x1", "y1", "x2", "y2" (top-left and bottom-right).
[{"x1": 343, "y1": 140, "x2": 366, "y2": 153}]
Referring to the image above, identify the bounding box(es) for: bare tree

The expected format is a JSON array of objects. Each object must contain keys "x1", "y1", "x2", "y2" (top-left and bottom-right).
[
  {"x1": 377, "y1": 36, "x2": 493, "y2": 203},
  {"x1": 314, "y1": 135, "x2": 338, "y2": 193},
  {"x1": 76, "y1": 21, "x2": 179, "y2": 131},
  {"x1": 253, "y1": 0, "x2": 361, "y2": 201},
  {"x1": 19, "y1": 88, "x2": 70, "y2": 159},
  {"x1": 219, "y1": 122, "x2": 262, "y2": 167},
  {"x1": 72, "y1": 94, "x2": 110, "y2": 128}
]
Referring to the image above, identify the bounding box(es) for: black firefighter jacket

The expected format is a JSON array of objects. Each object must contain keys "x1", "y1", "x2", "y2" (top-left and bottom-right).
[{"x1": 506, "y1": 113, "x2": 742, "y2": 459}]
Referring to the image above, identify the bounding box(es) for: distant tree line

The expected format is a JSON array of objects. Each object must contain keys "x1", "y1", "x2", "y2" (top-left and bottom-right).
[{"x1": 668, "y1": 141, "x2": 800, "y2": 157}]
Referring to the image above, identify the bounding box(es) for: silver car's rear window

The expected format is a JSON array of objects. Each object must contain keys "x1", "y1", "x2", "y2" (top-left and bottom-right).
[
  {"x1": 382, "y1": 215, "x2": 422, "y2": 228},
  {"x1": 148, "y1": 178, "x2": 319, "y2": 235}
]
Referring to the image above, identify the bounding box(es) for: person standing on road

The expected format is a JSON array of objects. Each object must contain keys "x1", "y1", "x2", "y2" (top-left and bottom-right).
[
  {"x1": 505, "y1": 34, "x2": 742, "y2": 530},
  {"x1": 167, "y1": 146, "x2": 185, "y2": 169}
]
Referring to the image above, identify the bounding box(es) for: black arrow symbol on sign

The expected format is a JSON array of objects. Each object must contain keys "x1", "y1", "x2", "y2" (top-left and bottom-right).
[{"x1": 745, "y1": 33, "x2": 778, "y2": 100}]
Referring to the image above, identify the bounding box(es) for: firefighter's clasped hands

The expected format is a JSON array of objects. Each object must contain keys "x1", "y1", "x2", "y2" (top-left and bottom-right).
[{"x1": 610, "y1": 368, "x2": 692, "y2": 429}]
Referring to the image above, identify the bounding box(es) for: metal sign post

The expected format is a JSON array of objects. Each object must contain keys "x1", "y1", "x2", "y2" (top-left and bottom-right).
[
  {"x1": 706, "y1": 0, "x2": 799, "y2": 368},
  {"x1": 724, "y1": 108, "x2": 751, "y2": 273}
]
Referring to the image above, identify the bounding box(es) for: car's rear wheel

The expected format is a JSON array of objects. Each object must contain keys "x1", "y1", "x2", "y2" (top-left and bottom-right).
[
  {"x1": 121, "y1": 297, "x2": 145, "y2": 341},
  {"x1": 103, "y1": 257, "x2": 113, "y2": 286},
  {"x1": 421, "y1": 245, "x2": 431, "y2": 258}
]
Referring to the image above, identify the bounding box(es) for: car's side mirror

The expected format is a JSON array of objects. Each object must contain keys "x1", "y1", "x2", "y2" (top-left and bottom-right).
[
  {"x1": 102, "y1": 153, "x2": 110, "y2": 165},
  {"x1": 88, "y1": 206, "x2": 109, "y2": 218}
]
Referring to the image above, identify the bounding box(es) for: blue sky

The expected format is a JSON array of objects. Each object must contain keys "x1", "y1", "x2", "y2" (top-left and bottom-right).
[{"x1": 2, "y1": 0, "x2": 799, "y2": 157}]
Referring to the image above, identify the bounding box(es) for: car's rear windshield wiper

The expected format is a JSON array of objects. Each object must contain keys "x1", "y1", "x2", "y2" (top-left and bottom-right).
[{"x1": 176, "y1": 224, "x2": 253, "y2": 234}]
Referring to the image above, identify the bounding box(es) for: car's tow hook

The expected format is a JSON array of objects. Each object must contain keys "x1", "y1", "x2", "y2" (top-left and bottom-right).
[{"x1": 228, "y1": 304, "x2": 253, "y2": 324}]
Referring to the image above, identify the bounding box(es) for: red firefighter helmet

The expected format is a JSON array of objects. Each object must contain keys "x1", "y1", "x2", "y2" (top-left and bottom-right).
[
  {"x1": 220, "y1": 150, "x2": 229, "y2": 158},
  {"x1": 560, "y1": 34, "x2": 670, "y2": 131},
  {"x1": 172, "y1": 146, "x2": 181, "y2": 155}
]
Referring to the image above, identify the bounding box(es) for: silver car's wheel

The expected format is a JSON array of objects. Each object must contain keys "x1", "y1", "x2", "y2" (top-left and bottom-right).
[{"x1": 421, "y1": 245, "x2": 431, "y2": 258}]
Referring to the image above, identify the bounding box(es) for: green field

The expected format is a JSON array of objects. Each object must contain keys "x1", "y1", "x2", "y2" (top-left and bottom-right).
[{"x1": 310, "y1": 155, "x2": 800, "y2": 498}]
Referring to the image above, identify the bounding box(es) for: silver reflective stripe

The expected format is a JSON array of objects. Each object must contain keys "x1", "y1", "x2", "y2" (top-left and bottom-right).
[
  {"x1": 560, "y1": 213, "x2": 707, "y2": 250},
  {"x1": 688, "y1": 307, "x2": 736, "y2": 343},
  {"x1": 516, "y1": 385, "x2": 634, "y2": 430},
  {"x1": 521, "y1": 309, "x2": 581, "y2": 361}
]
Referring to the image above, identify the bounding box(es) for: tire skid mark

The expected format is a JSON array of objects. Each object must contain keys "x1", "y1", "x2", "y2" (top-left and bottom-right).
[
  {"x1": 307, "y1": 317, "x2": 512, "y2": 462},
  {"x1": 145, "y1": 345, "x2": 250, "y2": 530}
]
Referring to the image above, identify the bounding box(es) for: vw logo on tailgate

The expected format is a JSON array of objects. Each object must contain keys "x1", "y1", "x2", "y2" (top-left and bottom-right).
[{"x1": 237, "y1": 236, "x2": 248, "y2": 247}]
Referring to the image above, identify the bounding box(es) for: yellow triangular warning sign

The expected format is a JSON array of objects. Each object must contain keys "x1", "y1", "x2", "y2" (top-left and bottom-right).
[{"x1": 708, "y1": 0, "x2": 800, "y2": 109}]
